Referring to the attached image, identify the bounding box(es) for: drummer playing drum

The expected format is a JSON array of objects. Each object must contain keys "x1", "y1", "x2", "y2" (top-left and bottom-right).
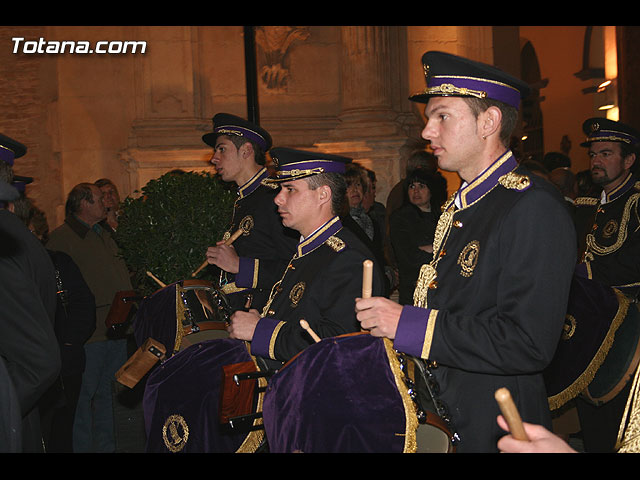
[
  {"x1": 355, "y1": 51, "x2": 577, "y2": 453},
  {"x1": 201, "y1": 113, "x2": 298, "y2": 313},
  {"x1": 228, "y1": 147, "x2": 385, "y2": 367}
]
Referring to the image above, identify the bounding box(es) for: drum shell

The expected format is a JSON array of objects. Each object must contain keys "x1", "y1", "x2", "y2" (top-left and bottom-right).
[
  {"x1": 262, "y1": 332, "x2": 451, "y2": 453},
  {"x1": 143, "y1": 338, "x2": 264, "y2": 453}
]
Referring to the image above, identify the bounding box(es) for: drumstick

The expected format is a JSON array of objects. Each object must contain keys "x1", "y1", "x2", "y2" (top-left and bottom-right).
[
  {"x1": 495, "y1": 387, "x2": 529, "y2": 441},
  {"x1": 191, "y1": 228, "x2": 244, "y2": 277},
  {"x1": 362, "y1": 259, "x2": 373, "y2": 299},
  {"x1": 146, "y1": 271, "x2": 166, "y2": 288},
  {"x1": 300, "y1": 319, "x2": 321, "y2": 343}
]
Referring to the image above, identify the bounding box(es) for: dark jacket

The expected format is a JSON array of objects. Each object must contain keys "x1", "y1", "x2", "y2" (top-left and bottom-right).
[
  {"x1": 393, "y1": 152, "x2": 577, "y2": 452},
  {"x1": 251, "y1": 216, "x2": 385, "y2": 366},
  {"x1": 0, "y1": 210, "x2": 61, "y2": 452}
]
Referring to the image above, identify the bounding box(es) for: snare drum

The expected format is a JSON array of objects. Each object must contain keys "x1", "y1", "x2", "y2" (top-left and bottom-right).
[
  {"x1": 134, "y1": 279, "x2": 231, "y2": 357},
  {"x1": 262, "y1": 332, "x2": 454, "y2": 453}
]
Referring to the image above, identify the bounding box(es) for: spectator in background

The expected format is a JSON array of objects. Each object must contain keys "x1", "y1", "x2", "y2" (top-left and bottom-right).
[
  {"x1": 47, "y1": 183, "x2": 132, "y2": 452},
  {"x1": 389, "y1": 168, "x2": 444, "y2": 305},
  {"x1": 94, "y1": 178, "x2": 121, "y2": 232},
  {"x1": 542, "y1": 151, "x2": 571, "y2": 172},
  {"x1": 549, "y1": 167, "x2": 578, "y2": 221},
  {"x1": 25, "y1": 206, "x2": 96, "y2": 453}
]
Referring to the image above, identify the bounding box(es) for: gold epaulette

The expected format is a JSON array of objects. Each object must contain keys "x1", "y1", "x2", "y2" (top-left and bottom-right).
[
  {"x1": 498, "y1": 171, "x2": 530, "y2": 191},
  {"x1": 325, "y1": 235, "x2": 346, "y2": 252},
  {"x1": 575, "y1": 196, "x2": 600, "y2": 207}
]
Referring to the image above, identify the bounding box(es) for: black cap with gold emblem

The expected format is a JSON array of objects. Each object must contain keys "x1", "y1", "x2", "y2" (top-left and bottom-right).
[
  {"x1": 409, "y1": 51, "x2": 530, "y2": 110},
  {"x1": 263, "y1": 147, "x2": 352, "y2": 186},
  {"x1": 202, "y1": 113, "x2": 272, "y2": 153},
  {"x1": 580, "y1": 117, "x2": 640, "y2": 148}
]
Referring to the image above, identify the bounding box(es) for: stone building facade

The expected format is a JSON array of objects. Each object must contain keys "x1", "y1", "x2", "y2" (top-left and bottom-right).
[{"x1": 0, "y1": 26, "x2": 615, "y2": 229}]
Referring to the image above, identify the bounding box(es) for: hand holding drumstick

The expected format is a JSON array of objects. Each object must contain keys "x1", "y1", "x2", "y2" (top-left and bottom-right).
[
  {"x1": 495, "y1": 388, "x2": 577, "y2": 453},
  {"x1": 300, "y1": 260, "x2": 375, "y2": 343},
  {"x1": 191, "y1": 228, "x2": 243, "y2": 277},
  {"x1": 494, "y1": 388, "x2": 529, "y2": 442}
]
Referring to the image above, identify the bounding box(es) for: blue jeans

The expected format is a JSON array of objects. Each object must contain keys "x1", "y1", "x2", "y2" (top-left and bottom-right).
[{"x1": 72, "y1": 339, "x2": 127, "y2": 452}]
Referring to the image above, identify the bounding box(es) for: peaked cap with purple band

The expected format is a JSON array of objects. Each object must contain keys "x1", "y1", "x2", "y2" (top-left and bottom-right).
[
  {"x1": 580, "y1": 117, "x2": 640, "y2": 148},
  {"x1": 0, "y1": 133, "x2": 27, "y2": 167},
  {"x1": 202, "y1": 113, "x2": 272, "y2": 153},
  {"x1": 263, "y1": 147, "x2": 351, "y2": 185},
  {"x1": 409, "y1": 51, "x2": 530, "y2": 110}
]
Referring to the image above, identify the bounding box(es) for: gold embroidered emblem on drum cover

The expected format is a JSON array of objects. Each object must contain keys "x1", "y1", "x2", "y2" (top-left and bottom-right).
[
  {"x1": 290, "y1": 281, "x2": 306, "y2": 307},
  {"x1": 457, "y1": 240, "x2": 480, "y2": 277},
  {"x1": 562, "y1": 315, "x2": 577, "y2": 340},
  {"x1": 162, "y1": 414, "x2": 189, "y2": 452}
]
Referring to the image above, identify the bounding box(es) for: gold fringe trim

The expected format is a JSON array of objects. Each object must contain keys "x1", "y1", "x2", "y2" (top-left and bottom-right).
[
  {"x1": 548, "y1": 289, "x2": 630, "y2": 410},
  {"x1": 174, "y1": 284, "x2": 186, "y2": 353},
  {"x1": 617, "y1": 349, "x2": 640, "y2": 453},
  {"x1": 382, "y1": 338, "x2": 418, "y2": 453},
  {"x1": 235, "y1": 342, "x2": 267, "y2": 453}
]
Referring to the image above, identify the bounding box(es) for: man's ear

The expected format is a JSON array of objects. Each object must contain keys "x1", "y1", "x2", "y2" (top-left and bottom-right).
[
  {"x1": 318, "y1": 185, "x2": 332, "y2": 205},
  {"x1": 624, "y1": 152, "x2": 636, "y2": 171},
  {"x1": 480, "y1": 105, "x2": 502, "y2": 140},
  {"x1": 239, "y1": 141, "x2": 254, "y2": 159}
]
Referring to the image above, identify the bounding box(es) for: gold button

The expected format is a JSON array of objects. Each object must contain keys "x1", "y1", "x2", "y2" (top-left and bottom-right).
[{"x1": 453, "y1": 220, "x2": 463, "y2": 228}]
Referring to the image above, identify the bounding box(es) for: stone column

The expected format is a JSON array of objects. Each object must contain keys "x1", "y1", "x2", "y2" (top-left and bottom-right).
[
  {"x1": 121, "y1": 26, "x2": 213, "y2": 194},
  {"x1": 316, "y1": 26, "x2": 417, "y2": 204},
  {"x1": 330, "y1": 25, "x2": 404, "y2": 139}
]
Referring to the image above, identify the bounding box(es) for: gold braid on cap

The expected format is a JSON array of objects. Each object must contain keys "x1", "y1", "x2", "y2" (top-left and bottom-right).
[{"x1": 426, "y1": 83, "x2": 487, "y2": 100}]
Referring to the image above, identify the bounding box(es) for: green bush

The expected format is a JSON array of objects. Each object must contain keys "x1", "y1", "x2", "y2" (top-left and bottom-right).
[{"x1": 114, "y1": 170, "x2": 236, "y2": 295}]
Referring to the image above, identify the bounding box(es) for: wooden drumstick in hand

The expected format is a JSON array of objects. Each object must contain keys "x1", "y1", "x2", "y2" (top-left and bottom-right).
[
  {"x1": 362, "y1": 259, "x2": 373, "y2": 299},
  {"x1": 191, "y1": 228, "x2": 244, "y2": 277},
  {"x1": 300, "y1": 319, "x2": 321, "y2": 343},
  {"x1": 495, "y1": 387, "x2": 529, "y2": 441}
]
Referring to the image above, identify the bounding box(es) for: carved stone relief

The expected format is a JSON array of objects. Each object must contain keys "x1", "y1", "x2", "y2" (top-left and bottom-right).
[{"x1": 255, "y1": 26, "x2": 310, "y2": 92}]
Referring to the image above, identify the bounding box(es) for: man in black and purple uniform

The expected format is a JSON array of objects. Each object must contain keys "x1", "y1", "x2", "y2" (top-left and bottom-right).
[
  {"x1": 228, "y1": 147, "x2": 385, "y2": 367},
  {"x1": 573, "y1": 117, "x2": 640, "y2": 453},
  {"x1": 355, "y1": 51, "x2": 576, "y2": 453},
  {"x1": 203, "y1": 113, "x2": 298, "y2": 313}
]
